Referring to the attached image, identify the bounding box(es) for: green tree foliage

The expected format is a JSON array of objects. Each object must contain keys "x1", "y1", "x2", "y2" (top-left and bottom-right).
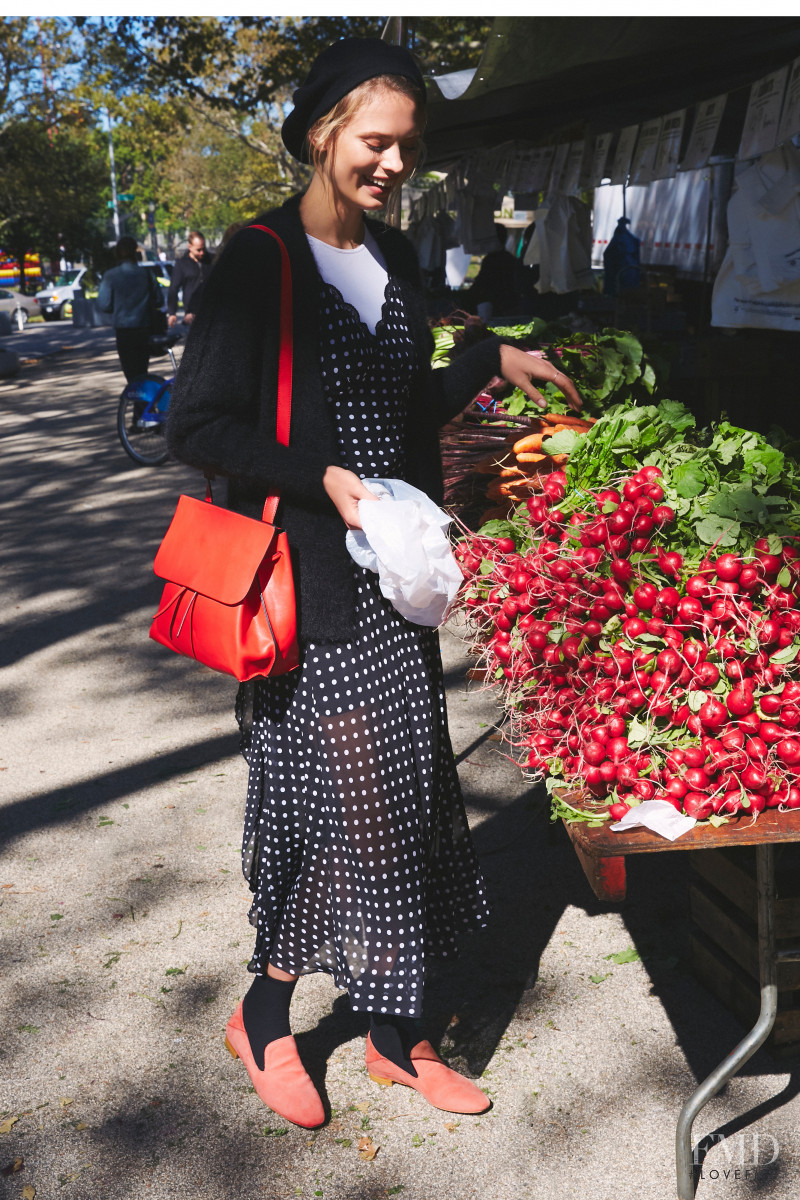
[
  {"x1": 1, "y1": 17, "x2": 495, "y2": 261},
  {"x1": 0, "y1": 118, "x2": 107, "y2": 286}
]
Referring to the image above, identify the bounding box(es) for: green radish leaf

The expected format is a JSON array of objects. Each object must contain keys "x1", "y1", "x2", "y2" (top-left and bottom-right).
[
  {"x1": 778, "y1": 566, "x2": 792, "y2": 587},
  {"x1": 477, "y1": 519, "x2": 516, "y2": 539},
  {"x1": 541, "y1": 429, "x2": 579, "y2": 455},
  {"x1": 696, "y1": 515, "x2": 740, "y2": 546},
  {"x1": 687, "y1": 690, "x2": 707, "y2": 713},
  {"x1": 672, "y1": 461, "x2": 708, "y2": 498},
  {"x1": 505, "y1": 392, "x2": 528, "y2": 416},
  {"x1": 767, "y1": 532, "x2": 784, "y2": 553},
  {"x1": 708, "y1": 814, "x2": 729, "y2": 827},
  {"x1": 494, "y1": 667, "x2": 504, "y2": 680},
  {"x1": 627, "y1": 715, "x2": 651, "y2": 748},
  {"x1": 479, "y1": 558, "x2": 494, "y2": 576},
  {"x1": 604, "y1": 947, "x2": 640, "y2": 964},
  {"x1": 770, "y1": 642, "x2": 800, "y2": 664}
]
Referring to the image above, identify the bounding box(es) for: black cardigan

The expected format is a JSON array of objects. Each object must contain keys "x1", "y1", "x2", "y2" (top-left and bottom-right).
[{"x1": 166, "y1": 193, "x2": 504, "y2": 642}]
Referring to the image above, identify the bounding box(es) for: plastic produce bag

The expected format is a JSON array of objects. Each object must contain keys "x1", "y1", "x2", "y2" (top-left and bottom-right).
[{"x1": 345, "y1": 479, "x2": 463, "y2": 627}]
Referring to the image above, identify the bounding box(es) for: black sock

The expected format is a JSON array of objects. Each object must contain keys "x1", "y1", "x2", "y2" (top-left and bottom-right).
[
  {"x1": 369, "y1": 1014, "x2": 420, "y2": 1078},
  {"x1": 242, "y1": 974, "x2": 298, "y2": 1071}
]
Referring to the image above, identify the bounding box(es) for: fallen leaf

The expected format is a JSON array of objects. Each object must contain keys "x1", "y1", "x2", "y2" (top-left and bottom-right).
[
  {"x1": 444, "y1": 1121, "x2": 459, "y2": 1133},
  {"x1": 353, "y1": 1102, "x2": 370, "y2": 1113},
  {"x1": 1, "y1": 1157, "x2": 23, "y2": 1175},
  {"x1": 59, "y1": 1098, "x2": 73, "y2": 1108},
  {"x1": 0, "y1": 1117, "x2": 19, "y2": 1134},
  {"x1": 74, "y1": 1122, "x2": 88, "y2": 1131},
  {"x1": 22, "y1": 1186, "x2": 36, "y2": 1199},
  {"x1": 357, "y1": 1136, "x2": 378, "y2": 1161}
]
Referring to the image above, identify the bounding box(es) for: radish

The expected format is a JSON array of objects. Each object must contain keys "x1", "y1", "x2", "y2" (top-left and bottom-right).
[
  {"x1": 715, "y1": 554, "x2": 742, "y2": 581},
  {"x1": 634, "y1": 583, "x2": 658, "y2": 610},
  {"x1": 699, "y1": 696, "x2": 727, "y2": 729},
  {"x1": 777, "y1": 738, "x2": 800, "y2": 765},
  {"x1": 683, "y1": 792, "x2": 714, "y2": 819},
  {"x1": 742, "y1": 764, "x2": 768, "y2": 790},
  {"x1": 682, "y1": 745, "x2": 707, "y2": 768},
  {"x1": 608, "y1": 801, "x2": 630, "y2": 820},
  {"x1": 727, "y1": 687, "x2": 754, "y2": 716}
]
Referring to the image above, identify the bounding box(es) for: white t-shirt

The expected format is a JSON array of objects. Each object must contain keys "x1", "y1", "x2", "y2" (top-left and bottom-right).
[{"x1": 306, "y1": 226, "x2": 389, "y2": 334}]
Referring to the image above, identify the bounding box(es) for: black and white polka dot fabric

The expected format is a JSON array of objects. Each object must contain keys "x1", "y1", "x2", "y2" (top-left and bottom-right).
[{"x1": 235, "y1": 276, "x2": 490, "y2": 1017}]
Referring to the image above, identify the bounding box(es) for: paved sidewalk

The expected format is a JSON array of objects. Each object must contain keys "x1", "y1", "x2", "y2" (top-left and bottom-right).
[{"x1": 2, "y1": 345, "x2": 800, "y2": 1200}]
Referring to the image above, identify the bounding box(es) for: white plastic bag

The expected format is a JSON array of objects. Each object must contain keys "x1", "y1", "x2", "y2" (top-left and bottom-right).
[{"x1": 345, "y1": 479, "x2": 463, "y2": 627}]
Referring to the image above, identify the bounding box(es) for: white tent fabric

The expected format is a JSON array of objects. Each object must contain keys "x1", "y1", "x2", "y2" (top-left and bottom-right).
[
  {"x1": 592, "y1": 171, "x2": 725, "y2": 279},
  {"x1": 711, "y1": 142, "x2": 800, "y2": 330}
]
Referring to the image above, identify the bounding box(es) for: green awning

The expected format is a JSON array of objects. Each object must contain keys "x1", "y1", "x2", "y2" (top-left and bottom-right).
[{"x1": 424, "y1": 16, "x2": 800, "y2": 165}]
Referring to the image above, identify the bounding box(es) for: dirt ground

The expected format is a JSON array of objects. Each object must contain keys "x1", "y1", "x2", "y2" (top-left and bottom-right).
[{"x1": 2, "y1": 330, "x2": 800, "y2": 1200}]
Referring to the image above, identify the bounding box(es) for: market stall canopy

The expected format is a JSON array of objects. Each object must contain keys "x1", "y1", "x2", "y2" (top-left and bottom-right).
[{"x1": 424, "y1": 16, "x2": 800, "y2": 165}]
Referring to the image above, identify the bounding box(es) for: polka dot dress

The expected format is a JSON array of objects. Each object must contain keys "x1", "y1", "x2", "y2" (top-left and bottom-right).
[{"x1": 235, "y1": 275, "x2": 490, "y2": 1017}]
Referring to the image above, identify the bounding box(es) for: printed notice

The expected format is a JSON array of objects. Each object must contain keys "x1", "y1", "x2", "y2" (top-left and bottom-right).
[
  {"x1": 528, "y1": 145, "x2": 555, "y2": 191},
  {"x1": 739, "y1": 66, "x2": 789, "y2": 160},
  {"x1": 681, "y1": 94, "x2": 727, "y2": 170},
  {"x1": 629, "y1": 119, "x2": 663, "y2": 185},
  {"x1": 589, "y1": 132, "x2": 614, "y2": 186},
  {"x1": 652, "y1": 110, "x2": 686, "y2": 179},
  {"x1": 777, "y1": 56, "x2": 800, "y2": 145},
  {"x1": 545, "y1": 143, "x2": 570, "y2": 197},
  {"x1": 560, "y1": 141, "x2": 586, "y2": 195},
  {"x1": 609, "y1": 125, "x2": 639, "y2": 185}
]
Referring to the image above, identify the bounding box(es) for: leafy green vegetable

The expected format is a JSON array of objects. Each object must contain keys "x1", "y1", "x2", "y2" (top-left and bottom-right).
[
  {"x1": 541, "y1": 429, "x2": 579, "y2": 455},
  {"x1": 559, "y1": 399, "x2": 800, "y2": 559}
]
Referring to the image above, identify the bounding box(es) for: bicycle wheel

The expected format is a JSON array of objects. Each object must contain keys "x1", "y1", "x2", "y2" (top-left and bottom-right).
[{"x1": 117, "y1": 374, "x2": 171, "y2": 466}]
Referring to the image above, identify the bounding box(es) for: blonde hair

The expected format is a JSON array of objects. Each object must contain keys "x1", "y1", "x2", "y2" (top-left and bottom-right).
[{"x1": 304, "y1": 74, "x2": 426, "y2": 181}]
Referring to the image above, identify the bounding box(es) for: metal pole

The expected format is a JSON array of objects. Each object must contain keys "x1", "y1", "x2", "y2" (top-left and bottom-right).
[
  {"x1": 701, "y1": 164, "x2": 715, "y2": 330},
  {"x1": 675, "y1": 843, "x2": 778, "y2": 1199},
  {"x1": 380, "y1": 16, "x2": 408, "y2": 47},
  {"x1": 105, "y1": 109, "x2": 121, "y2": 241}
]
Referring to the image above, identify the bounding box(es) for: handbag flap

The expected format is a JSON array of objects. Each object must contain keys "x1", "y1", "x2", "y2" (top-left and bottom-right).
[{"x1": 153, "y1": 494, "x2": 277, "y2": 605}]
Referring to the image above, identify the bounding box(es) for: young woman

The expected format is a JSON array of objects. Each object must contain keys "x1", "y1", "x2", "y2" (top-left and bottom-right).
[{"x1": 166, "y1": 36, "x2": 580, "y2": 1130}]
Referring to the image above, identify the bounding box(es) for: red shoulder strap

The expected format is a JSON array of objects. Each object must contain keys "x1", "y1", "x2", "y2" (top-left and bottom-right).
[{"x1": 249, "y1": 224, "x2": 293, "y2": 524}]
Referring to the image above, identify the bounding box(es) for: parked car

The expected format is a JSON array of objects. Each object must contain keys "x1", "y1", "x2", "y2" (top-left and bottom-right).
[
  {"x1": 35, "y1": 266, "x2": 91, "y2": 321},
  {"x1": 0, "y1": 287, "x2": 39, "y2": 330}
]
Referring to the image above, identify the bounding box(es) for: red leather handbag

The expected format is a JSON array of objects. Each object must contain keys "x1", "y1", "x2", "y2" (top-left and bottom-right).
[{"x1": 149, "y1": 225, "x2": 300, "y2": 682}]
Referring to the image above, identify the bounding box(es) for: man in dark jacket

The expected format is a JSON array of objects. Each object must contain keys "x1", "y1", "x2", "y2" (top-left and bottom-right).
[
  {"x1": 97, "y1": 236, "x2": 161, "y2": 382},
  {"x1": 167, "y1": 231, "x2": 213, "y2": 326}
]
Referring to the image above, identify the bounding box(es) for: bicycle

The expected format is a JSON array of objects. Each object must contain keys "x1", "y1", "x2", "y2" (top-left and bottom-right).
[{"x1": 117, "y1": 332, "x2": 183, "y2": 466}]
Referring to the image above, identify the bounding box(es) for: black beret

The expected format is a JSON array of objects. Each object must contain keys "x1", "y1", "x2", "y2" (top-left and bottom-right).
[{"x1": 281, "y1": 37, "x2": 425, "y2": 163}]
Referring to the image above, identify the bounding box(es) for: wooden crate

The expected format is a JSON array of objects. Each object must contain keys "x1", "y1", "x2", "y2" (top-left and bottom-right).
[{"x1": 690, "y1": 846, "x2": 800, "y2": 1056}]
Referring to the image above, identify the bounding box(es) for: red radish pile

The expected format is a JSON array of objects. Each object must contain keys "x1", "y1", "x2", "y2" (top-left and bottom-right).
[{"x1": 455, "y1": 465, "x2": 800, "y2": 824}]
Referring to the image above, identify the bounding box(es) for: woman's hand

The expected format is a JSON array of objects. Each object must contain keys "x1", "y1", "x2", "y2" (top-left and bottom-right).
[
  {"x1": 323, "y1": 465, "x2": 379, "y2": 530},
  {"x1": 498, "y1": 345, "x2": 583, "y2": 412}
]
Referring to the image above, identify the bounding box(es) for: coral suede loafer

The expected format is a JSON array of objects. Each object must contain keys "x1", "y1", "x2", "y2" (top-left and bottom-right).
[
  {"x1": 365, "y1": 1033, "x2": 490, "y2": 1114},
  {"x1": 224, "y1": 1002, "x2": 325, "y2": 1128}
]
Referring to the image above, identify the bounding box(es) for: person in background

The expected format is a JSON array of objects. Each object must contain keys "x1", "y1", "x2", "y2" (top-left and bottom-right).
[
  {"x1": 167, "y1": 230, "x2": 213, "y2": 326},
  {"x1": 97, "y1": 236, "x2": 161, "y2": 382},
  {"x1": 463, "y1": 223, "x2": 526, "y2": 320},
  {"x1": 603, "y1": 216, "x2": 641, "y2": 296}
]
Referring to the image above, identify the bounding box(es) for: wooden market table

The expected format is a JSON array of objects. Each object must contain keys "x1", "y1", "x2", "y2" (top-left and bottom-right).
[{"x1": 563, "y1": 809, "x2": 800, "y2": 1199}]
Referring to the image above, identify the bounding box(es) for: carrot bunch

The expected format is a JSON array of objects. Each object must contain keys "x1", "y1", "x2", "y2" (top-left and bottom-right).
[{"x1": 476, "y1": 411, "x2": 596, "y2": 521}]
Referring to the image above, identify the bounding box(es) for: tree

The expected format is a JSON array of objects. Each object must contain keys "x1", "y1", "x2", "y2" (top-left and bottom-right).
[{"x1": 0, "y1": 118, "x2": 107, "y2": 287}]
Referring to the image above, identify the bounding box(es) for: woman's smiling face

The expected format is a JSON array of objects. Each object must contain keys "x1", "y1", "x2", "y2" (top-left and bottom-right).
[{"x1": 314, "y1": 89, "x2": 422, "y2": 215}]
